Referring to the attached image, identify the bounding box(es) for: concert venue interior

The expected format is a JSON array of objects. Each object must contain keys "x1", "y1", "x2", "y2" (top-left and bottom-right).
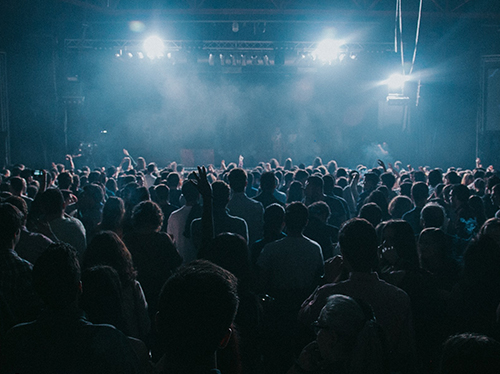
[{"x1": 1, "y1": 1, "x2": 500, "y2": 169}]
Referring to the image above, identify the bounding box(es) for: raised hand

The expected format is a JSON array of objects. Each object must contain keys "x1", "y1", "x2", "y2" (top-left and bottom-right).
[
  {"x1": 193, "y1": 166, "x2": 212, "y2": 198},
  {"x1": 377, "y1": 159, "x2": 387, "y2": 172}
]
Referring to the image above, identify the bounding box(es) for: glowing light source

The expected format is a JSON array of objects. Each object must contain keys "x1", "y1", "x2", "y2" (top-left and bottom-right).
[
  {"x1": 313, "y1": 39, "x2": 345, "y2": 62},
  {"x1": 386, "y1": 73, "x2": 408, "y2": 91},
  {"x1": 143, "y1": 36, "x2": 165, "y2": 59}
]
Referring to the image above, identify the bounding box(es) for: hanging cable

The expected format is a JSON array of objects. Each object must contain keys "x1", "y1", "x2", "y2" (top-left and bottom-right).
[
  {"x1": 398, "y1": 0, "x2": 405, "y2": 75},
  {"x1": 394, "y1": 0, "x2": 399, "y2": 53},
  {"x1": 409, "y1": 0, "x2": 423, "y2": 75}
]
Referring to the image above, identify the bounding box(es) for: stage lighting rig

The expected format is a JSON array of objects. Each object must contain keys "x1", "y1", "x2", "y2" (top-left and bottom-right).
[{"x1": 143, "y1": 36, "x2": 165, "y2": 59}]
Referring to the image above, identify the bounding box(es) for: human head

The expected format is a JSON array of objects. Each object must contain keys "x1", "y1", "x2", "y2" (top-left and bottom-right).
[
  {"x1": 339, "y1": 218, "x2": 378, "y2": 272},
  {"x1": 363, "y1": 172, "x2": 379, "y2": 191},
  {"x1": 181, "y1": 180, "x2": 200, "y2": 204},
  {"x1": 4, "y1": 196, "x2": 28, "y2": 226},
  {"x1": 0, "y1": 203, "x2": 23, "y2": 250},
  {"x1": 212, "y1": 181, "x2": 230, "y2": 209},
  {"x1": 440, "y1": 333, "x2": 500, "y2": 374},
  {"x1": 420, "y1": 202, "x2": 446, "y2": 229},
  {"x1": 381, "y1": 220, "x2": 419, "y2": 268},
  {"x1": 388, "y1": 195, "x2": 413, "y2": 219},
  {"x1": 428, "y1": 169, "x2": 443, "y2": 188},
  {"x1": 263, "y1": 203, "x2": 285, "y2": 233},
  {"x1": 305, "y1": 175, "x2": 323, "y2": 199},
  {"x1": 39, "y1": 188, "x2": 65, "y2": 217},
  {"x1": 285, "y1": 202, "x2": 309, "y2": 234},
  {"x1": 33, "y1": 242, "x2": 81, "y2": 310},
  {"x1": 156, "y1": 260, "x2": 239, "y2": 363},
  {"x1": 260, "y1": 171, "x2": 276, "y2": 191},
  {"x1": 287, "y1": 181, "x2": 304, "y2": 203},
  {"x1": 308, "y1": 201, "x2": 331, "y2": 224},
  {"x1": 316, "y1": 295, "x2": 387, "y2": 373},
  {"x1": 132, "y1": 200, "x2": 163, "y2": 232},
  {"x1": 451, "y1": 184, "x2": 470, "y2": 210},
  {"x1": 83, "y1": 231, "x2": 137, "y2": 287},
  {"x1": 411, "y1": 182, "x2": 429, "y2": 206},
  {"x1": 9, "y1": 176, "x2": 26, "y2": 196},
  {"x1": 418, "y1": 228, "x2": 449, "y2": 272},
  {"x1": 380, "y1": 172, "x2": 396, "y2": 190},
  {"x1": 80, "y1": 265, "x2": 125, "y2": 330},
  {"x1": 228, "y1": 168, "x2": 247, "y2": 193},
  {"x1": 57, "y1": 172, "x2": 73, "y2": 190},
  {"x1": 359, "y1": 203, "x2": 382, "y2": 228},
  {"x1": 154, "y1": 184, "x2": 170, "y2": 204},
  {"x1": 166, "y1": 172, "x2": 181, "y2": 189}
]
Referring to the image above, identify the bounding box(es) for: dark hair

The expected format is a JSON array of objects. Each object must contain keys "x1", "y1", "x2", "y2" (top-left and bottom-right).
[
  {"x1": 339, "y1": 218, "x2": 378, "y2": 272},
  {"x1": 203, "y1": 233, "x2": 251, "y2": 283},
  {"x1": 39, "y1": 188, "x2": 65, "y2": 215},
  {"x1": 308, "y1": 201, "x2": 331, "y2": 221},
  {"x1": 380, "y1": 172, "x2": 396, "y2": 189},
  {"x1": 157, "y1": 260, "x2": 239, "y2": 360},
  {"x1": 411, "y1": 182, "x2": 429, "y2": 202},
  {"x1": 260, "y1": 171, "x2": 276, "y2": 191},
  {"x1": 80, "y1": 265, "x2": 126, "y2": 331},
  {"x1": 132, "y1": 200, "x2": 163, "y2": 232},
  {"x1": 452, "y1": 184, "x2": 470, "y2": 203},
  {"x1": 33, "y1": 243, "x2": 80, "y2": 309},
  {"x1": 420, "y1": 203, "x2": 445, "y2": 228},
  {"x1": 100, "y1": 196, "x2": 125, "y2": 232},
  {"x1": 154, "y1": 184, "x2": 170, "y2": 202},
  {"x1": 382, "y1": 220, "x2": 419, "y2": 268},
  {"x1": 388, "y1": 195, "x2": 413, "y2": 219},
  {"x1": 440, "y1": 333, "x2": 500, "y2": 374},
  {"x1": 359, "y1": 203, "x2": 382, "y2": 228},
  {"x1": 428, "y1": 169, "x2": 443, "y2": 187},
  {"x1": 0, "y1": 203, "x2": 23, "y2": 248},
  {"x1": 182, "y1": 180, "x2": 200, "y2": 203},
  {"x1": 287, "y1": 181, "x2": 304, "y2": 203},
  {"x1": 9, "y1": 177, "x2": 25, "y2": 193},
  {"x1": 228, "y1": 168, "x2": 247, "y2": 193},
  {"x1": 285, "y1": 202, "x2": 309, "y2": 233},
  {"x1": 57, "y1": 172, "x2": 73, "y2": 190},
  {"x1": 83, "y1": 231, "x2": 137, "y2": 287}
]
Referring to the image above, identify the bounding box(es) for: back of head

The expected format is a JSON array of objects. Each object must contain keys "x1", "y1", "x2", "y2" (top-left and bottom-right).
[
  {"x1": 80, "y1": 265, "x2": 125, "y2": 330},
  {"x1": 166, "y1": 172, "x2": 180, "y2": 189},
  {"x1": 147, "y1": 163, "x2": 156, "y2": 174},
  {"x1": 382, "y1": 220, "x2": 419, "y2": 268},
  {"x1": 339, "y1": 218, "x2": 378, "y2": 272},
  {"x1": 388, "y1": 195, "x2": 413, "y2": 219},
  {"x1": 260, "y1": 171, "x2": 276, "y2": 191},
  {"x1": 285, "y1": 202, "x2": 309, "y2": 233},
  {"x1": 359, "y1": 203, "x2": 382, "y2": 228},
  {"x1": 154, "y1": 184, "x2": 170, "y2": 203},
  {"x1": 380, "y1": 172, "x2": 396, "y2": 189},
  {"x1": 411, "y1": 182, "x2": 429, "y2": 203},
  {"x1": 84, "y1": 231, "x2": 136, "y2": 287},
  {"x1": 181, "y1": 180, "x2": 200, "y2": 203},
  {"x1": 428, "y1": 169, "x2": 443, "y2": 187},
  {"x1": 132, "y1": 200, "x2": 163, "y2": 232},
  {"x1": 9, "y1": 176, "x2": 25, "y2": 194},
  {"x1": 452, "y1": 184, "x2": 470, "y2": 203},
  {"x1": 157, "y1": 260, "x2": 239, "y2": 361},
  {"x1": 204, "y1": 233, "x2": 251, "y2": 282},
  {"x1": 57, "y1": 172, "x2": 73, "y2": 190},
  {"x1": 421, "y1": 202, "x2": 445, "y2": 228},
  {"x1": 308, "y1": 201, "x2": 331, "y2": 222},
  {"x1": 212, "y1": 181, "x2": 230, "y2": 208},
  {"x1": 33, "y1": 243, "x2": 80, "y2": 309},
  {"x1": 39, "y1": 188, "x2": 65, "y2": 216},
  {"x1": 228, "y1": 168, "x2": 247, "y2": 193},
  {"x1": 363, "y1": 172, "x2": 380, "y2": 190},
  {"x1": 0, "y1": 203, "x2": 23, "y2": 249},
  {"x1": 307, "y1": 175, "x2": 324, "y2": 192},
  {"x1": 4, "y1": 196, "x2": 28, "y2": 223},
  {"x1": 440, "y1": 333, "x2": 500, "y2": 374},
  {"x1": 320, "y1": 295, "x2": 388, "y2": 374}
]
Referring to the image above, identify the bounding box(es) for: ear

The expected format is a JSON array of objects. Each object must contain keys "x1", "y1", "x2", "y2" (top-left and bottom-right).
[
  {"x1": 218, "y1": 327, "x2": 232, "y2": 349},
  {"x1": 77, "y1": 281, "x2": 83, "y2": 296}
]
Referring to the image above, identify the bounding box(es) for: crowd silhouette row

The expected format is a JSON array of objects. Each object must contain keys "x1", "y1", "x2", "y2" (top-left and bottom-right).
[{"x1": 1, "y1": 153, "x2": 500, "y2": 374}]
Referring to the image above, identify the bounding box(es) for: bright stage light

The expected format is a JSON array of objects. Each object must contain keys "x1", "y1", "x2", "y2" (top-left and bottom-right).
[
  {"x1": 313, "y1": 39, "x2": 345, "y2": 62},
  {"x1": 386, "y1": 73, "x2": 408, "y2": 91},
  {"x1": 143, "y1": 36, "x2": 165, "y2": 59}
]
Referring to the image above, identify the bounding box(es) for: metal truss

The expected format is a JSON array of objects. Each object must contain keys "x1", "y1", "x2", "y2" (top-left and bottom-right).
[{"x1": 64, "y1": 39, "x2": 392, "y2": 54}]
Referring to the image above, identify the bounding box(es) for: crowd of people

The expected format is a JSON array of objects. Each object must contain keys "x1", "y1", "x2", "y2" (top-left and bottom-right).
[{"x1": 1, "y1": 152, "x2": 500, "y2": 374}]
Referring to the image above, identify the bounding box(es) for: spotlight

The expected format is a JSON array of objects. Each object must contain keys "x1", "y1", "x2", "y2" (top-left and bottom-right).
[
  {"x1": 137, "y1": 52, "x2": 144, "y2": 59},
  {"x1": 127, "y1": 52, "x2": 133, "y2": 58},
  {"x1": 313, "y1": 39, "x2": 345, "y2": 62},
  {"x1": 232, "y1": 22, "x2": 239, "y2": 33},
  {"x1": 143, "y1": 35, "x2": 165, "y2": 59},
  {"x1": 386, "y1": 73, "x2": 408, "y2": 91}
]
